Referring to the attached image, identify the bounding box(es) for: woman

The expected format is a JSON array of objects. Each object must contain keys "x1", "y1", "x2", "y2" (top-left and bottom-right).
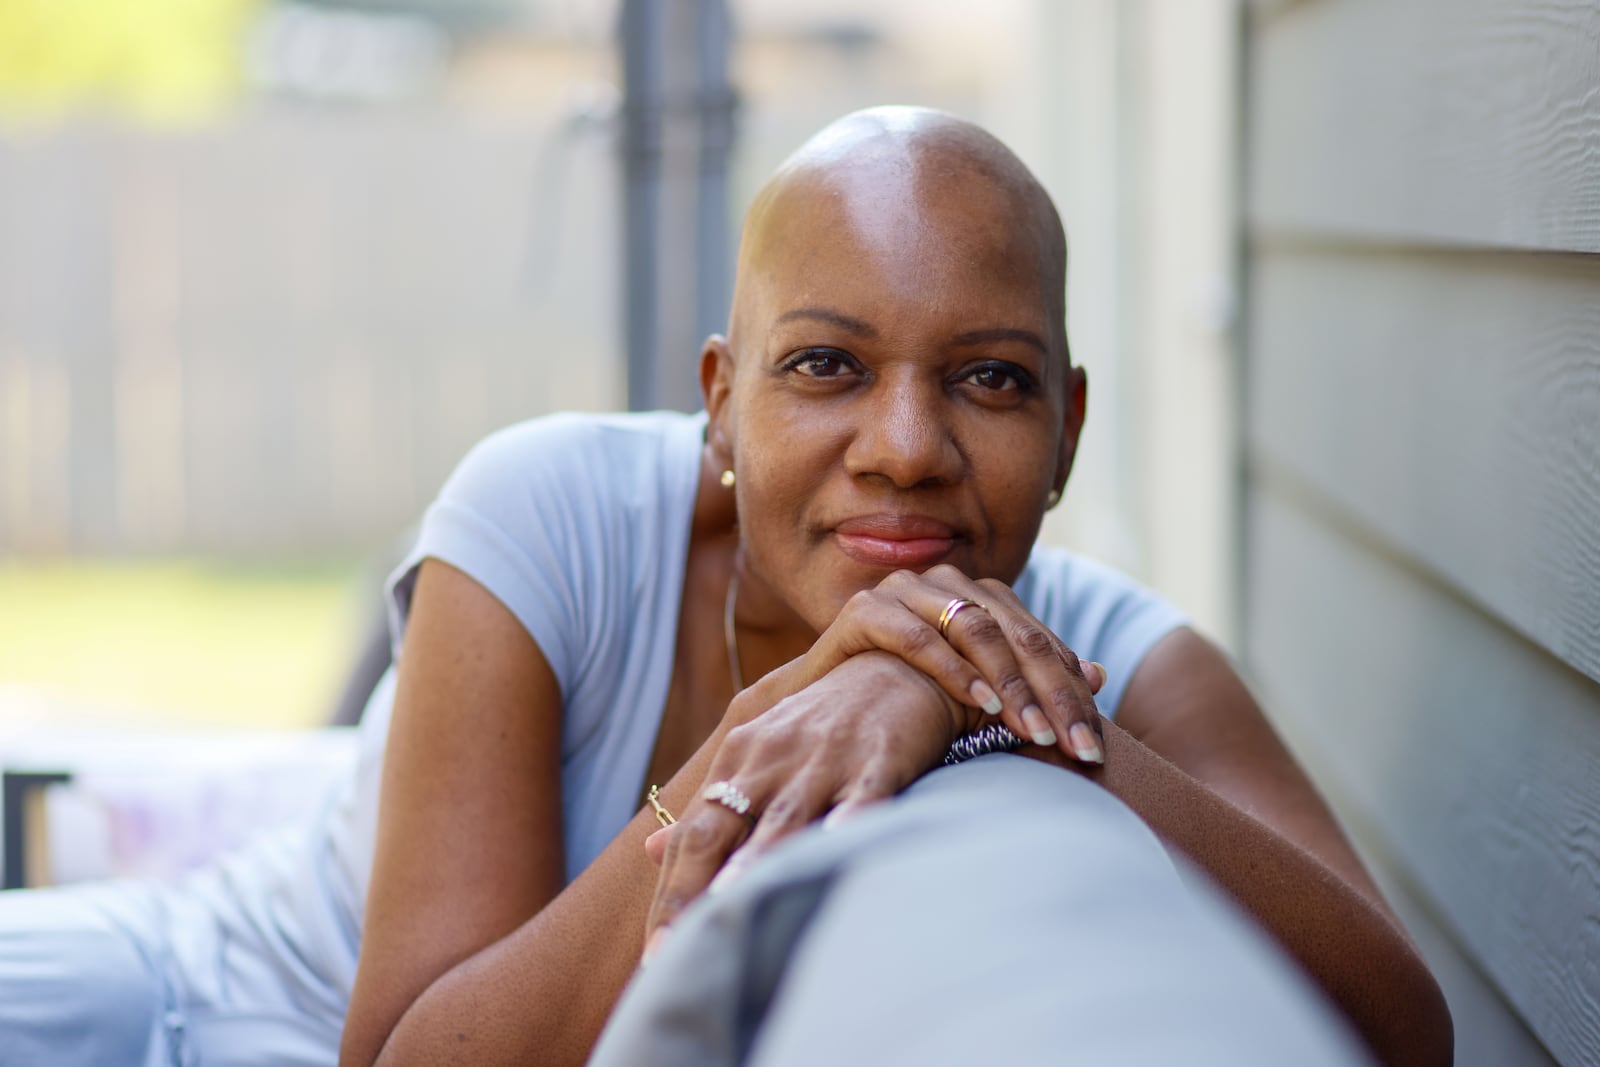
[
  {"x1": 340, "y1": 108, "x2": 1449, "y2": 1066},
  {"x1": 0, "y1": 106, "x2": 1446, "y2": 1067}
]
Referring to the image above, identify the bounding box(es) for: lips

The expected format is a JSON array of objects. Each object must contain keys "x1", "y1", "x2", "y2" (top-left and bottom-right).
[{"x1": 832, "y1": 514, "x2": 961, "y2": 570}]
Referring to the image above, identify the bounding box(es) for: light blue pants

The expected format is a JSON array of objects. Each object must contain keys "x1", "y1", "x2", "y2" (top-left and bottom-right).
[{"x1": 0, "y1": 857, "x2": 345, "y2": 1066}]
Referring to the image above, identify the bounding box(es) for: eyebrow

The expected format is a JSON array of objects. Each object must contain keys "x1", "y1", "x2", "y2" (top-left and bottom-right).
[
  {"x1": 773, "y1": 306, "x2": 879, "y2": 337},
  {"x1": 950, "y1": 327, "x2": 1049, "y2": 353},
  {"x1": 773, "y1": 309, "x2": 1048, "y2": 354}
]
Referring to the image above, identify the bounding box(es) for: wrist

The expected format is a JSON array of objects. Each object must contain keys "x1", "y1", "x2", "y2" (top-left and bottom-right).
[
  {"x1": 723, "y1": 680, "x2": 773, "y2": 729},
  {"x1": 849, "y1": 649, "x2": 975, "y2": 747}
]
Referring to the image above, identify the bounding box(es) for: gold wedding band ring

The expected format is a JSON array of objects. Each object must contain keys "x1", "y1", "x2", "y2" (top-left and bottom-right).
[{"x1": 938, "y1": 597, "x2": 983, "y2": 639}]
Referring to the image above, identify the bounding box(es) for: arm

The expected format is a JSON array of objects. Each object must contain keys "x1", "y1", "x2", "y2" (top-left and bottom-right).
[
  {"x1": 1066, "y1": 627, "x2": 1452, "y2": 1067},
  {"x1": 341, "y1": 560, "x2": 740, "y2": 1067},
  {"x1": 341, "y1": 561, "x2": 964, "y2": 1066}
]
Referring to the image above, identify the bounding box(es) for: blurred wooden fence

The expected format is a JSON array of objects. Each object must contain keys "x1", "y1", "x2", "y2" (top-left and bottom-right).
[{"x1": 0, "y1": 109, "x2": 623, "y2": 557}]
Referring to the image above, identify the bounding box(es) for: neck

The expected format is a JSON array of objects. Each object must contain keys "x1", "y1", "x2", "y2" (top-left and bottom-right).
[
  {"x1": 692, "y1": 443, "x2": 820, "y2": 684},
  {"x1": 726, "y1": 546, "x2": 822, "y2": 687}
]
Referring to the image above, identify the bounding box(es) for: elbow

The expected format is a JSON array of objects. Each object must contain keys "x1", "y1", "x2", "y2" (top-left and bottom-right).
[
  {"x1": 1355, "y1": 954, "x2": 1453, "y2": 1067},
  {"x1": 1400, "y1": 967, "x2": 1453, "y2": 1067},
  {"x1": 339, "y1": 996, "x2": 399, "y2": 1067},
  {"x1": 338, "y1": 1027, "x2": 382, "y2": 1067}
]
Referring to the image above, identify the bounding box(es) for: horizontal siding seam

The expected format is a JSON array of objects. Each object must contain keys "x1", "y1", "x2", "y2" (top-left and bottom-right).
[{"x1": 1245, "y1": 449, "x2": 1600, "y2": 687}]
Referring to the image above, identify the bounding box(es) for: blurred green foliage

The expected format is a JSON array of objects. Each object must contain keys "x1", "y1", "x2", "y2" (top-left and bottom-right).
[
  {"x1": 0, "y1": 559, "x2": 363, "y2": 728},
  {"x1": 0, "y1": 0, "x2": 261, "y2": 120}
]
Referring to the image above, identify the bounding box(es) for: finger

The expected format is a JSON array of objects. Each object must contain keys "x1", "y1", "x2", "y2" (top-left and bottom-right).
[
  {"x1": 830, "y1": 586, "x2": 1005, "y2": 719},
  {"x1": 1082, "y1": 660, "x2": 1107, "y2": 695},
  {"x1": 977, "y1": 580, "x2": 1104, "y2": 764},
  {"x1": 822, "y1": 761, "x2": 904, "y2": 830},
  {"x1": 646, "y1": 777, "x2": 761, "y2": 937},
  {"x1": 641, "y1": 925, "x2": 671, "y2": 968},
  {"x1": 738, "y1": 774, "x2": 828, "y2": 855},
  {"x1": 822, "y1": 798, "x2": 874, "y2": 830},
  {"x1": 908, "y1": 567, "x2": 1049, "y2": 744},
  {"x1": 711, "y1": 762, "x2": 907, "y2": 897},
  {"x1": 1048, "y1": 644, "x2": 1107, "y2": 745},
  {"x1": 644, "y1": 824, "x2": 675, "y2": 866},
  {"x1": 707, "y1": 845, "x2": 760, "y2": 895}
]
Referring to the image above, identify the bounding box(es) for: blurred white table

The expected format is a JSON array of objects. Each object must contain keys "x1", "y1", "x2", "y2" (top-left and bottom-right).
[{"x1": 1, "y1": 702, "x2": 356, "y2": 889}]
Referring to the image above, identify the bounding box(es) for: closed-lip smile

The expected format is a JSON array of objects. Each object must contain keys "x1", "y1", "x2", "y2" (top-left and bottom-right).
[{"x1": 832, "y1": 514, "x2": 961, "y2": 570}]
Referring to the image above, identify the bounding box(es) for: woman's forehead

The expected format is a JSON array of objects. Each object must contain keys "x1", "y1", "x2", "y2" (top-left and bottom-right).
[
  {"x1": 743, "y1": 175, "x2": 1055, "y2": 334},
  {"x1": 728, "y1": 111, "x2": 1068, "y2": 356}
]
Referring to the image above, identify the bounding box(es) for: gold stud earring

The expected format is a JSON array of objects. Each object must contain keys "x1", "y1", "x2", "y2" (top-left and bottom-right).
[
  {"x1": 720, "y1": 469, "x2": 736, "y2": 490},
  {"x1": 1045, "y1": 488, "x2": 1061, "y2": 509}
]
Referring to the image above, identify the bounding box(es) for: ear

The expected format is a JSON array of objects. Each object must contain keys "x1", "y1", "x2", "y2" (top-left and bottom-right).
[
  {"x1": 700, "y1": 334, "x2": 736, "y2": 464},
  {"x1": 1053, "y1": 365, "x2": 1088, "y2": 492}
]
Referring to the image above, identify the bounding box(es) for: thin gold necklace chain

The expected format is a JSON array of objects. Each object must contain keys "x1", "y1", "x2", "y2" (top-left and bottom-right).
[{"x1": 723, "y1": 562, "x2": 745, "y2": 693}]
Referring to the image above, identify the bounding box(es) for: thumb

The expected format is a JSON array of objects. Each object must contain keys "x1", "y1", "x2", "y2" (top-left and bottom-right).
[{"x1": 644, "y1": 824, "x2": 676, "y2": 865}]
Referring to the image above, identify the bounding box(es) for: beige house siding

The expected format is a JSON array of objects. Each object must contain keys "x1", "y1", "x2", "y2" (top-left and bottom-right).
[{"x1": 1243, "y1": 1, "x2": 1600, "y2": 1064}]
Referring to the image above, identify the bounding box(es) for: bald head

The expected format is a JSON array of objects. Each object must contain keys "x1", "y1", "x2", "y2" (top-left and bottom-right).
[{"x1": 729, "y1": 106, "x2": 1069, "y2": 363}]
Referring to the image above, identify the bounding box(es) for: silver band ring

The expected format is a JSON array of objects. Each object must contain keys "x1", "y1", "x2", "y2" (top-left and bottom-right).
[
  {"x1": 703, "y1": 780, "x2": 755, "y2": 822},
  {"x1": 937, "y1": 597, "x2": 983, "y2": 639}
]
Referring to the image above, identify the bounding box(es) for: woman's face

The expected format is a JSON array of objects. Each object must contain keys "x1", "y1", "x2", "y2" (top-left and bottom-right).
[{"x1": 705, "y1": 164, "x2": 1085, "y2": 633}]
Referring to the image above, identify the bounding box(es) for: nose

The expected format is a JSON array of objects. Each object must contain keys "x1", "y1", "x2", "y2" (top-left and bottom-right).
[{"x1": 843, "y1": 373, "x2": 962, "y2": 489}]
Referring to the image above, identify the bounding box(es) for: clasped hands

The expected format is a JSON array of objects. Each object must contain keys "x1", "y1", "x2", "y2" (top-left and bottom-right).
[{"x1": 642, "y1": 564, "x2": 1106, "y2": 954}]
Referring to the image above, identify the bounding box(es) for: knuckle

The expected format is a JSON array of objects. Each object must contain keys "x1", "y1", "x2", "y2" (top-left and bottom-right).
[
  {"x1": 721, "y1": 724, "x2": 755, "y2": 757},
  {"x1": 1048, "y1": 684, "x2": 1085, "y2": 714},
  {"x1": 853, "y1": 771, "x2": 891, "y2": 798},
  {"x1": 843, "y1": 587, "x2": 877, "y2": 616},
  {"x1": 974, "y1": 576, "x2": 1011, "y2": 599},
  {"x1": 880, "y1": 568, "x2": 915, "y2": 591},
  {"x1": 996, "y1": 671, "x2": 1032, "y2": 699},
  {"x1": 898, "y1": 619, "x2": 941, "y2": 657},
  {"x1": 760, "y1": 791, "x2": 804, "y2": 829},
  {"x1": 680, "y1": 814, "x2": 728, "y2": 853},
  {"x1": 1013, "y1": 623, "x2": 1056, "y2": 659},
  {"x1": 926, "y1": 563, "x2": 964, "y2": 584},
  {"x1": 960, "y1": 611, "x2": 1005, "y2": 644},
  {"x1": 1056, "y1": 644, "x2": 1083, "y2": 674}
]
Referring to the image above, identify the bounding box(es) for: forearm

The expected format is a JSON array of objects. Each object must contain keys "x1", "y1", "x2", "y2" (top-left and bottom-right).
[
  {"x1": 372, "y1": 724, "x2": 732, "y2": 1066},
  {"x1": 366, "y1": 669, "x2": 816, "y2": 1067},
  {"x1": 1035, "y1": 721, "x2": 1451, "y2": 1067}
]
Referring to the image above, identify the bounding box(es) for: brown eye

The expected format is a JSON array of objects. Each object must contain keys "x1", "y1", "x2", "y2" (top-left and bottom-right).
[
  {"x1": 786, "y1": 349, "x2": 855, "y2": 378},
  {"x1": 962, "y1": 362, "x2": 1032, "y2": 392}
]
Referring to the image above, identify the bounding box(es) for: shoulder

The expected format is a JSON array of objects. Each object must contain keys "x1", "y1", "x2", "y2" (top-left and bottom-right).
[
  {"x1": 441, "y1": 409, "x2": 705, "y2": 513},
  {"x1": 387, "y1": 409, "x2": 704, "y2": 678},
  {"x1": 1014, "y1": 545, "x2": 1188, "y2": 718}
]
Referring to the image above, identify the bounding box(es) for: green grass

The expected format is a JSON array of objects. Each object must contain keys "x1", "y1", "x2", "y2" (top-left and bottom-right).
[{"x1": 0, "y1": 559, "x2": 369, "y2": 730}]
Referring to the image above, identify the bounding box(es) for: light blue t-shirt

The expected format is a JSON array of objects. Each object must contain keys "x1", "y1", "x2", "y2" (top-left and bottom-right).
[
  {"x1": 343, "y1": 409, "x2": 1186, "y2": 885},
  {"x1": 220, "y1": 408, "x2": 1188, "y2": 1033},
  {"x1": 1, "y1": 409, "x2": 1188, "y2": 1066}
]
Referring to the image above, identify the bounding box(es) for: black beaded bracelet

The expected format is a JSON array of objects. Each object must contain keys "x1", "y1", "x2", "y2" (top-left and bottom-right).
[{"x1": 943, "y1": 721, "x2": 1026, "y2": 765}]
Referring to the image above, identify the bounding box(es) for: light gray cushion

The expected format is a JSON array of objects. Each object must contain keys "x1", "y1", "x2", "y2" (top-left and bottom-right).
[{"x1": 591, "y1": 755, "x2": 1371, "y2": 1067}]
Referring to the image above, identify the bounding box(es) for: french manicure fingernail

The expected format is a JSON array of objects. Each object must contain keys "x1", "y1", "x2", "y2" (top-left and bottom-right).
[
  {"x1": 970, "y1": 679, "x2": 1003, "y2": 716},
  {"x1": 823, "y1": 805, "x2": 858, "y2": 830},
  {"x1": 709, "y1": 856, "x2": 749, "y2": 896},
  {"x1": 1022, "y1": 705, "x2": 1056, "y2": 746},
  {"x1": 1086, "y1": 661, "x2": 1108, "y2": 689},
  {"x1": 641, "y1": 926, "x2": 668, "y2": 968},
  {"x1": 1069, "y1": 722, "x2": 1105, "y2": 764}
]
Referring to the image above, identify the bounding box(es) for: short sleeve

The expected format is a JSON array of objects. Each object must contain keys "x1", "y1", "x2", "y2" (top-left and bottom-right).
[
  {"x1": 1015, "y1": 548, "x2": 1190, "y2": 719},
  {"x1": 385, "y1": 414, "x2": 614, "y2": 697}
]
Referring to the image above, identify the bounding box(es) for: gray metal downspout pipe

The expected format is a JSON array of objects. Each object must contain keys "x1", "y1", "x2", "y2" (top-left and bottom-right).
[{"x1": 619, "y1": 0, "x2": 736, "y2": 413}]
